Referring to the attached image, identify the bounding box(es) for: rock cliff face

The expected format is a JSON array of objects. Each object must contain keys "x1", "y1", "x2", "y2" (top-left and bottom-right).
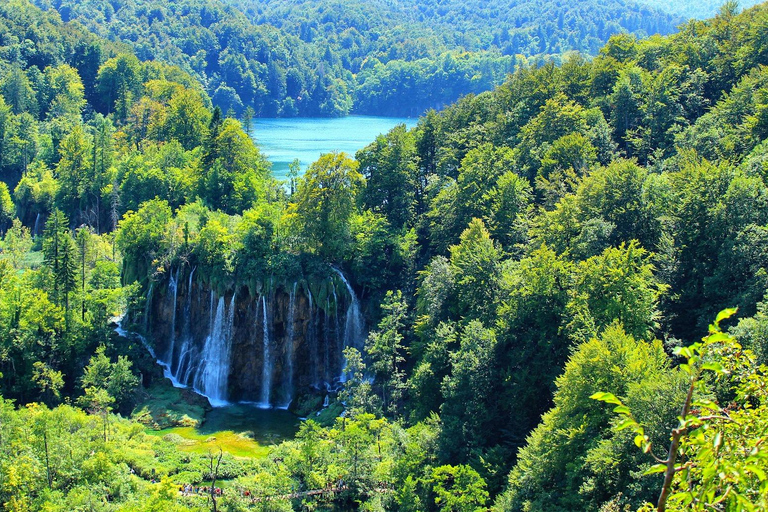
[{"x1": 145, "y1": 266, "x2": 365, "y2": 407}]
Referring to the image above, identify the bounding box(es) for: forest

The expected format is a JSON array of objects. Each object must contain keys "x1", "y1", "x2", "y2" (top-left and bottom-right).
[
  {"x1": 28, "y1": 0, "x2": 681, "y2": 117},
  {"x1": 2, "y1": 0, "x2": 768, "y2": 511}
]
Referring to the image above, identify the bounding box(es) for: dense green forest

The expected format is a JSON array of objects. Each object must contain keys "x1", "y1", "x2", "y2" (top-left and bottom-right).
[
  {"x1": 2, "y1": 0, "x2": 768, "y2": 510},
  {"x1": 635, "y1": 0, "x2": 763, "y2": 20},
  {"x1": 28, "y1": 0, "x2": 682, "y2": 117}
]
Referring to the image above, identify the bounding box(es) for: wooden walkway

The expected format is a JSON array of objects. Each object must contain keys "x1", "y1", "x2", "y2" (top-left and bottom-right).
[
  {"x1": 249, "y1": 485, "x2": 394, "y2": 502},
  {"x1": 181, "y1": 484, "x2": 394, "y2": 503}
]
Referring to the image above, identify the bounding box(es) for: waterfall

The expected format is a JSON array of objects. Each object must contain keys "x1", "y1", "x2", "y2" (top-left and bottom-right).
[
  {"x1": 143, "y1": 282, "x2": 154, "y2": 332},
  {"x1": 325, "y1": 296, "x2": 331, "y2": 384},
  {"x1": 33, "y1": 213, "x2": 40, "y2": 237},
  {"x1": 260, "y1": 295, "x2": 272, "y2": 408},
  {"x1": 332, "y1": 283, "x2": 341, "y2": 383},
  {"x1": 333, "y1": 268, "x2": 365, "y2": 351},
  {"x1": 115, "y1": 319, "x2": 186, "y2": 388},
  {"x1": 281, "y1": 282, "x2": 297, "y2": 409},
  {"x1": 193, "y1": 294, "x2": 235, "y2": 407},
  {"x1": 173, "y1": 266, "x2": 196, "y2": 380},
  {"x1": 165, "y1": 268, "x2": 179, "y2": 364},
  {"x1": 332, "y1": 268, "x2": 366, "y2": 382},
  {"x1": 307, "y1": 288, "x2": 319, "y2": 386}
]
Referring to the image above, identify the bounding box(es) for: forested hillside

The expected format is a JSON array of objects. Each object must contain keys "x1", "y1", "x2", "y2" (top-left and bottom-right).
[
  {"x1": 30, "y1": 0, "x2": 680, "y2": 117},
  {"x1": 636, "y1": 0, "x2": 763, "y2": 20},
  {"x1": 2, "y1": 0, "x2": 768, "y2": 510}
]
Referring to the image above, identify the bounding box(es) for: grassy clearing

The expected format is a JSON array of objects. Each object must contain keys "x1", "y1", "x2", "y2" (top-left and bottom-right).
[{"x1": 146, "y1": 426, "x2": 271, "y2": 458}]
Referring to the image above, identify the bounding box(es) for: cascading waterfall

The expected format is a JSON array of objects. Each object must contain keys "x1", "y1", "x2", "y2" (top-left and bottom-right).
[
  {"x1": 143, "y1": 282, "x2": 154, "y2": 332},
  {"x1": 193, "y1": 294, "x2": 235, "y2": 406},
  {"x1": 133, "y1": 270, "x2": 367, "y2": 405},
  {"x1": 165, "y1": 268, "x2": 179, "y2": 364},
  {"x1": 325, "y1": 296, "x2": 332, "y2": 384},
  {"x1": 332, "y1": 268, "x2": 366, "y2": 382},
  {"x1": 307, "y1": 288, "x2": 319, "y2": 386},
  {"x1": 173, "y1": 266, "x2": 196, "y2": 380},
  {"x1": 281, "y1": 283, "x2": 297, "y2": 408},
  {"x1": 33, "y1": 213, "x2": 40, "y2": 237},
  {"x1": 260, "y1": 295, "x2": 273, "y2": 407},
  {"x1": 332, "y1": 283, "x2": 341, "y2": 383}
]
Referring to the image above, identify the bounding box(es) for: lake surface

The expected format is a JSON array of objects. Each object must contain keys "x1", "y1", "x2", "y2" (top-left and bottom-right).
[{"x1": 250, "y1": 116, "x2": 417, "y2": 180}]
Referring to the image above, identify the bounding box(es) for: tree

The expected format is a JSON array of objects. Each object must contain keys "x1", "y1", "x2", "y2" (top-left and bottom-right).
[
  {"x1": 75, "y1": 226, "x2": 94, "y2": 321},
  {"x1": 78, "y1": 386, "x2": 114, "y2": 442},
  {"x1": 291, "y1": 152, "x2": 364, "y2": 260},
  {"x1": 439, "y1": 321, "x2": 498, "y2": 462},
  {"x1": 81, "y1": 345, "x2": 139, "y2": 413},
  {"x1": 2, "y1": 219, "x2": 32, "y2": 269},
  {"x1": 358, "y1": 124, "x2": 418, "y2": 229},
  {"x1": 32, "y1": 362, "x2": 64, "y2": 406},
  {"x1": 55, "y1": 125, "x2": 92, "y2": 222},
  {"x1": 44, "y1": 65, "x2": 86, "y2": 121},
  {"x1": 340, "y1": 347, "x2": 376, "y2": 417},
  {"x1": 96, "y1": 54, "x2": 141, "y2": 116},
  {"x1": 495, "y1": 324, "x2": 681, "y2": 512},
  {"x1": 0, "y1": 182, "x2": 13, "y2": 234},
  {"x1": 449, "y1": 218, "x2": 502, "y2": 324},
  {"x1": 593, "y1": 309, "x2": 768, "y2": 512},
  {"x1": 365, "y1": 290, "x2": 407, "y2": 417},
  {"x1": 1, "y1": 66, "x2": 36, "y2": 115},
  {"x1": 200, "y1": 118, "x2": 268, "y2": 213},
  {"x1": 165, "y1": 89, "x2": 211, "y2": 150},
  {"x1": 42, "y1": 210, "x2": 77, "y2": 313},
  {"x1": 567, "y1": 241, "x2": 665, "y2": 343},
  {"x1": 430, "y1": 465, "x2": 489, "y2": 512}
]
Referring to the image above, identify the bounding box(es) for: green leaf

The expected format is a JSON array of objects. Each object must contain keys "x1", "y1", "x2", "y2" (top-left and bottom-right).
[
  {"x1": 715, "y1": 308, "x2": 738, "y2": 327},
  {"x1": 634, "y1": 434, "x2": 644, "y2": 449},
  {"x1": 590, "y1": 392, "x2": 622, "y2": 405},
  {"x1": 613, "y1": 405, "x2": 632, "y2": 415},
  {"x1": 615, "y1": 418, "x2": 638, "y2": 431},
  {"x1": 702, "y1": 362, "x2": 725, "y2": 374},
  {"x1": 706, "y1": 332, "x2": 730, "y2": 344},
  {"x1": 746, "y1": 465, "x2": 767, "y2": 481},
  {"x1": 644, "y1": 463, "x2": 667, "y2": 475}
]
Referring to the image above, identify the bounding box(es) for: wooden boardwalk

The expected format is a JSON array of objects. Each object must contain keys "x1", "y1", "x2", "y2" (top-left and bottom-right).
[
  {"x1": 249, "y1": 485, "x2": 394, "y2": 502},
  {"x1": 181, "y1": 484, "x2": 394, "y2": 503}
]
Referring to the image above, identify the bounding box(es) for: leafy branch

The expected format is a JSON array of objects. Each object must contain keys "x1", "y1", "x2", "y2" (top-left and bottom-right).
[{"x1": 591, "y1": 308, "x2": 768, "y2": 512}]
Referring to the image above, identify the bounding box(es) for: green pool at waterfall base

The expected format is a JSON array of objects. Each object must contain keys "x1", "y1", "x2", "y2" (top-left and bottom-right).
[{"x1": 146, "y1": 404, "x2": 301, "y2": 459}]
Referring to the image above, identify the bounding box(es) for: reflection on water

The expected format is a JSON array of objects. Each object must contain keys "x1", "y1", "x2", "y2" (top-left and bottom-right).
[{"x1": 250, "y1": 115, "x2": 417, "y2": 180}]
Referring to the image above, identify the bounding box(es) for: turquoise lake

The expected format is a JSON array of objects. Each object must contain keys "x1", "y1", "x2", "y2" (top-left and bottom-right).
[{"x1": 250, "y1": 116, "x2": 417, "y2": 180}]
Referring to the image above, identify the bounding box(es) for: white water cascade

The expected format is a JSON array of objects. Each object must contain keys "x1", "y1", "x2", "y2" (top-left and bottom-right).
[
  {"x1": 172, "y1": 267, "x2": 196, "y2": 380},
  {"x1": 332, "y1": 268, "x2": 366, "y2": 382},
  {"x1": 143, "y1": 282, "x2": 154, "y2": 332},
  {"x1": 307, "y1": 288, "x2": 319, "y2": 386},
  {"x1": 281, "y1": 283, "x2": 297, "y2": 408},
  {"x1": 193, "y1": 294, "x2": 235, "y2": 406},
  {"x1": 259, "y1": 295, "x2": 273, "y2": 407},
  {"x1": 165, "y1": 268, "x2": 179, "y2": 363}
]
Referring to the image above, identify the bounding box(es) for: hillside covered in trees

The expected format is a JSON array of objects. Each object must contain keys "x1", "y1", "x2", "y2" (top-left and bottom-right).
[
  {"x1": 635, "y1": 0, "x2": 764, "y2": 20},
  {"x1": 29, "y1": 0, "x2": 681, "y2": 117},
  {"x1": 2, "y1": 0, "x2": 768, "y2": 510}
]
